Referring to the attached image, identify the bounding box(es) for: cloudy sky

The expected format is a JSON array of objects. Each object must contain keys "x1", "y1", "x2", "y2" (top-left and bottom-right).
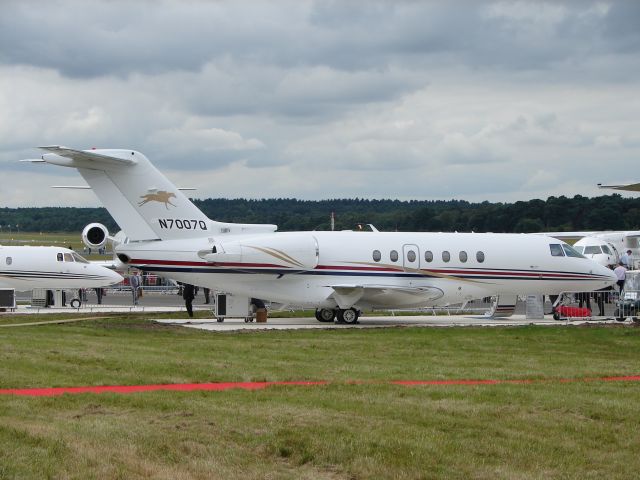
[{"x1": 1, "y1": 0, "x2": 639, "y2": 207}]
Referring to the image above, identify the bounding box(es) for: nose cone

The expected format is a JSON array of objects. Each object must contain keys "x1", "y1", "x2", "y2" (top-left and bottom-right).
[
  {"x1": 89, "y1": 265, "x2": 124, "y2": 286},
  {"x1": 106, "y1": 268, "x2": 124, "y2": 285},
  {"x1": 594, "y1": 262, "x2": 618, "y2": 287}
]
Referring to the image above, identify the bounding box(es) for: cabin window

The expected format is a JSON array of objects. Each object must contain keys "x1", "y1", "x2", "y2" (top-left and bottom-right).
[
  {"x1": 459, "y1": 251, "x2": 468, "y2": 262},
  {"x1": 5, "y1": 257, "x2": 11, "y2": 266},
  {"x1": 390, "y1": 250, "x2": 399, "y2": 262},
  {"x1": 563, "y1": 244, "x2": 585, "y2": 258},
  {"x1": 63, "y1": 253, "x2": 74, "y2": 262},
  {"x1": 57, "y1": 253, "x2": 64, "y2": 262},
  {"x1": 425, "y1": 251, "x2": 433, "y2": 262},
  {"x1": 372, "y1": 250, "x2": 381, "y2": 262},
  {"x1": 407, "y1": 250, "x2": 416, "y2": 262},
  {"x1": 476, "y1": 251, "x2": 485, "y2": 263},
  {"x1": 549, "y1": 244, "x2": 565, "y2": 257},
  {"x1": 442, "y1": 251, "x2": 450, "y2": 262}
]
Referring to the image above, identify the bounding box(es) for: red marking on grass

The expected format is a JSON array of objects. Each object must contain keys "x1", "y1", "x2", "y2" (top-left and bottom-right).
[
  {"x1": 0, "y1": 381, "x2": 326, "y2": 397},
  {"x1": 1, "y1": 376, "x2": 639, "y2": 397},
  {"x1": 392, "y1": 379, "x2": 500, "y2": 386}
]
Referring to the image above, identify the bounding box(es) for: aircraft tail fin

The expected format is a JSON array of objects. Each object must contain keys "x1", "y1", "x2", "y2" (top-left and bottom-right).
[{"x1": 34, "y1": 146, "x2": 276, "y2": 241}]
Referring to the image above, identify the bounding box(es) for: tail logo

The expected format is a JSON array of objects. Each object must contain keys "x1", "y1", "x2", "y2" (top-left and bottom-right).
[{"x1": 138, "y1": 191, "x2": 177, "y2": 209}]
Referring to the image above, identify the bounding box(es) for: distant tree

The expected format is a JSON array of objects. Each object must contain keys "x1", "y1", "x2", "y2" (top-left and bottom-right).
[{"x1": 514, "y1": 218, "x2": 545, "y2": 233}]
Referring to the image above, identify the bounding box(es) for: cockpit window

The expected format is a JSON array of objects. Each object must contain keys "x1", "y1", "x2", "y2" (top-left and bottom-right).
[
  {"x1": 72, "y1": 253, "x2": 89, "y2": 264},
  {"x1": 563, "y1": 244, "x2": 585, "y2": 258},
  {"x1": 550, "y1": 244, "x2": 565, "y2": 257},
  {"x1": 602, "y1": 245, "x2": 612, "y2": 255},
  {"x1": 574, "y1": 246, "x2": 584, "y2": 254},
  {"x1": 584, "y1": 246, "x2": 602, "y2": 255},
  {"x1": 57, "y1": 253, "x2": 63, "y2": 262},
  {"x1": 63, "y1": 253, "x2": 74, "y2": 262}
]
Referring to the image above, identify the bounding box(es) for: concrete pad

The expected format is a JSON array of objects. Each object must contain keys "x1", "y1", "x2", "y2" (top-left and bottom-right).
[{"x1": 154, "y1": 315, "x2": 624, "y2": 332}]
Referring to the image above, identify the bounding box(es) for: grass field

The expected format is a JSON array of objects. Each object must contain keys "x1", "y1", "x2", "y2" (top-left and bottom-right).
[
  {"x1": 1, "y1": 315, "x2": 640, "y2": 479},
  {"x1": 0, "y1": 232, "x2": 110, "y2": 260}
]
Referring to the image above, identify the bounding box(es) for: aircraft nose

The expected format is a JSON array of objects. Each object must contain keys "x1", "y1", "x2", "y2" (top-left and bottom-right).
[
  {"x1": 108, "y1": 269, "x2": 124, "y2": 285},
  {"x1": 599, "y1": 264, "x2": 618, "y2": 285}
]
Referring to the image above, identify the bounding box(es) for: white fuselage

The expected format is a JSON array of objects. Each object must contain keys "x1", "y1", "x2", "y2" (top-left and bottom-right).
[
  {"x1": 28, "y1": 147, "x2": 618, "y2": 309},
  {"x1": 0, "y1": 246, "x2": 123, "y2": 290},
  {"x1": 117, "y1": 231, "x2": 616, "y2": 309}
]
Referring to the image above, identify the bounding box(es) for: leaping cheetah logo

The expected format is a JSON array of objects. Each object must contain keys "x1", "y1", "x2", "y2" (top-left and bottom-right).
[{"x1": 138, "y1": 191, "x2": 177, "y2": 210}]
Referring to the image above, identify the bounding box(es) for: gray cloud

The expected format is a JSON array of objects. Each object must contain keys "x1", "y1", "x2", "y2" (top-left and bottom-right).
[
  {"x1": 0, "y1": 1, "x2": 639, "y2": 207},
  {"x1": 1, "y1": 1, "x2": 633, "y2": 78}
]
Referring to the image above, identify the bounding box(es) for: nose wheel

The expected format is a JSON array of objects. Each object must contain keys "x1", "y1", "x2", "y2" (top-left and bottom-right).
[{"x1": 337, "y1": 308, "x2": 359, "y2": 324}]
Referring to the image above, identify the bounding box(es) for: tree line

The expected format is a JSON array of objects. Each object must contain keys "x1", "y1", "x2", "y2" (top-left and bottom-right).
[{"x1": 1, "y1": 194, "x2": 639, "y2": 234}]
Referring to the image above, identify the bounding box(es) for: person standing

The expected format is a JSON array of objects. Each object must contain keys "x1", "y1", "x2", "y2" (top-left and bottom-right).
[
  {"x1": 594, "y1": 287, "x2": 608, "y2": 316},
  {"x1": 183, "y1": 283, "x2": 195, "y2": 318},
  {"x1": 94, "y1": 287, "x2": 103, "y2": 305},
  {"x1": 621, "y1": 250, "x2": 633, "y2": 269},
  {"x1": 203, "y1": 287, "x2": 210, "y2": 304},
  {"x1": 614, "y1": 262, "x2": 627, "y2": 294},
  {"x1": 129, "y1": 271, "x2": 140, "y2": 306}
]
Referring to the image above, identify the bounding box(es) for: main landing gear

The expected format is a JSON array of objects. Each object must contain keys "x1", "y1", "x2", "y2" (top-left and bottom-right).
[
  {"x1": 314, "y1": 308, "x2": 360, "y2": 324},
  {"x1": 315, "y1": 308, "x2": 336, "y2": 322}
]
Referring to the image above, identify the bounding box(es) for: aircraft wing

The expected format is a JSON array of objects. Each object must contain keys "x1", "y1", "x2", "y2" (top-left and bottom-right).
[
  {"x1": 329, "y1": 284, "x2": 444, "y2": 308},
  {"x1": 598, "y1": 182, "x2": 640, "y2": 192},
  {"x1": 38, "y1": 146, "x2": 136, "y2": 166}
]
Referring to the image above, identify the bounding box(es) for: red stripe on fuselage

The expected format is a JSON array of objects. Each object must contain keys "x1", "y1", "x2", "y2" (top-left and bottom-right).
[
  {"x1": 127, "y1": 258, "x2": 604, "y2": 279},
  {"x1": 129, "y1": 258, "x2": 286, "y2": 269}
]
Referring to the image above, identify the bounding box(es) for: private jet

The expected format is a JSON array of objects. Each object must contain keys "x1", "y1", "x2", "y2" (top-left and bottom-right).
[
  {"x1": 0, "y1": 245, "x2": 123, "y2": 290},
  {"x1": 25, "y1": 146, "x2": 617, "y2": 323}
]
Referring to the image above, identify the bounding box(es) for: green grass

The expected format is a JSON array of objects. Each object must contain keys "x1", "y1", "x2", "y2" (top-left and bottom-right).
[{"x1": 1, "y1": 317, "x2": 640, "y2": 478}]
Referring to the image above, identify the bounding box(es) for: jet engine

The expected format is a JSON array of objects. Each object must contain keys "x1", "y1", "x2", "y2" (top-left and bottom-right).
[{"x1": 82, "y1": 223, "x2": 110, "y2": 250}]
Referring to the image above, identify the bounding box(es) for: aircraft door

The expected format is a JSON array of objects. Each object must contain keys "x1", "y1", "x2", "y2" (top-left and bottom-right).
[{"x1": 403, "y1": 244, "x2": 420, "y2": 271}]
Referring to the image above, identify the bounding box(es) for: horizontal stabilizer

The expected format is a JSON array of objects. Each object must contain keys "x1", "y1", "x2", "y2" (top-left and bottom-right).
[
  {"x1": 19, "y1": 158, "x2": 45, "y2": 163},
  {"x1": 39, "y1": 146, "x2": 137, "y2": 167},
  {"x1": 51, "y1": 185, "x2": 196, "y2": 191}
]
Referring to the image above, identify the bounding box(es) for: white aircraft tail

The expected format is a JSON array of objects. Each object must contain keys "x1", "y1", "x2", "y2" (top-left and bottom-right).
[{"x1": 30, "y1": 146, "x2": 276, "y2": 241}]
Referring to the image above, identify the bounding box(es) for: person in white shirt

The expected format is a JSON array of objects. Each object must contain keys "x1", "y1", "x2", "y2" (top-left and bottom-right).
[
  {"x1": 620, "y1": 250, "x2": 633, "y2": 269},
  {"x1": 614, "y1": 262, "x2": 627, "y2": 293}
]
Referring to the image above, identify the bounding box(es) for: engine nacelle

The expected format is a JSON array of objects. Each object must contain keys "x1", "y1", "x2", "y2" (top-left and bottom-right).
[{"x1": 82, "y1": 223, "x2": 110, "y2": 249}]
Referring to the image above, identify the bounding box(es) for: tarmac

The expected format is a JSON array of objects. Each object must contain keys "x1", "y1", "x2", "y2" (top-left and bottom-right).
[
  {"x1": 5, "y1": 289, "x2": 630, "y2": 331},
  {"x1": 154, "y1": 314, "x2": 627, "y2": 331}
]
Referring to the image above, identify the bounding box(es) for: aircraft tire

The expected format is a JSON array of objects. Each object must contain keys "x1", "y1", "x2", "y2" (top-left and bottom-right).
[
  {"x1": 69, "y1": 298, "x2": 81, "y2": 309},
  {"x1": 315, "y1": 308, "x2": 336, "y2": 322},
  {"x1": 337, "y1": 308, "x2": 359, "y2": 324}
]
